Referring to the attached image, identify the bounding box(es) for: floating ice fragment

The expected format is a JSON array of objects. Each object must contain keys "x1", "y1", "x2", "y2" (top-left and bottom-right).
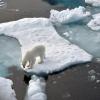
[
  {"x1": 25, "y1": 75, "x2": 47, "y2": 100},
  {"x1": 0, "y1": 18, "x2": 92, "y2": 75},
  {"x1": 96, "y1": 80, "x2": 100, "y2": 83},
  {"x1": 89, "y1": 75, "x2": 96, "y2": 81},
  {"x1": 63, "y1": 32, "x2": 70, "y2": 37},
  {"x1": 50, "y1": 6, "x2": 91, "y2": 24},
  {"x1": 88, "y1": 69, "x2": 96, "y2": 75}
]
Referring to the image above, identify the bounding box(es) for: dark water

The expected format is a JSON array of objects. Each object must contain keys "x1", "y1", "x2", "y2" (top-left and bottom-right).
[
  {"x1": 0, "y1": 0, "x2": 100, "y2": 100},
  {"x1": 43, "y1": 0, "x2": 86, "y2": 8},
  {"x1": 0, "y1": 0, "x2": 66, "y2": 23},
  {"x1": 47, "y1": 61, "x2": 100, "y2": 100}
]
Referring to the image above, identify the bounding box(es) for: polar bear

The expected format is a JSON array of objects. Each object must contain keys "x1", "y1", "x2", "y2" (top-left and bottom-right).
[{"x1": 22, "y1": 45, "x2": 45, "y2": 68}]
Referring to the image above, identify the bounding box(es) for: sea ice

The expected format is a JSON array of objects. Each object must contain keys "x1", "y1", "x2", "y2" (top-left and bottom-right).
[
  {"x1": 50, "y1": 6, "x2": 90, "y2": 24},
  {"x1": 0, "y1": 18, "x2": 92, "y2": 75},
  {"x1": 24, "y1": 75, "x2": 47, "y2": 100},
  {"x1": 87, "y1": 13, "x2": 100, "y2": 31},
  {"x1": 0, "y1": 77, "x2": 17, "y2": 100},
  {"x1": 85, "y1": 0, "x2": 100, "y2": 7}
]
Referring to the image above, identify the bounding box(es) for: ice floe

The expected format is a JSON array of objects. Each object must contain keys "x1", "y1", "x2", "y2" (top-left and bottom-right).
[
  {"x1": 0, "y1": 18, "x2": 92, "y2": 75},
  {"x1": 85, "y1": 0, "x2": 100, "y2": 7},
  {"x1": 87, "y1": 13, "x2": 100, "y2": 31},
  {"x1": 0, "y1": 77, "x2": 17, "y2": 100},
  {"x1": 24, "y1": 75, "x2": 47, "y2": 100},
  {"x1": 50, "y1": 6, "x2": 90, "y2": 24}
]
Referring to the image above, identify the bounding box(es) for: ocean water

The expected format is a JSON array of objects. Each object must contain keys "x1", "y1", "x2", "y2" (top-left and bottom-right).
[{"x1": 43, "y1": 0, "x2": 86, "y2": 8}]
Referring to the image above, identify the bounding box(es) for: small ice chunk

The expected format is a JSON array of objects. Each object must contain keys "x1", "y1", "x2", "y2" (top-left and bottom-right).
[
  {"x1": 96, "y1": 80, "x2": 100, "y2": 83},
  {"x1": 88, "y1": 69, "x2": 96, "y2": 75},
  {"x1": 63, "y1": 32, "x2": 69, "y2": 37},
  {"x1": 89, "y1": 75, "x2": 96, "y2": 81}
]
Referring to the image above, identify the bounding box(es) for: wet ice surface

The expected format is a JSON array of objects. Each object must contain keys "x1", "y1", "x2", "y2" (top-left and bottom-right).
[
  {"x1": 0, "y1": 35, "x2": 21, "y2": 76},
  {"x1": 55, "y1": 23, "x2": 100, "y2": 57},
  {"x1": 0, "y1": 77, "x2": 17, "y2": 100}
]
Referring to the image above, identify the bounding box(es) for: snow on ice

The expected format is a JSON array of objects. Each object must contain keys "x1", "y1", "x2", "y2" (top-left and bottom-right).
[
  {"x1": 0, "y1": 18, "x2": 92, "y2": 75},
  {"x1": 85, "y1": 0, "x2": 100, "y2": 7},
  {"x1": 0, "y1": 77, "x2": 17, "y2": 100},
  {"x1": 87, "y1": 13, "x2": 100, "y2": 31},
  {"x1": 25, "y1": 75, "x2": 47, "y2": 100},
  {"x1": 50, "y1": 6, "x2": 90, "y2": 24}
]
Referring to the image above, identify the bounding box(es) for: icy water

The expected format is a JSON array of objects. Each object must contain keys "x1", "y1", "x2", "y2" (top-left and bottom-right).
[
  {"x1": 47, "y1": 61, "x2": 100, "y2": 100},
  {"x1": 0, "y1": 0, "x2": 66, "y2": 22},
  {"x1": 0, "y1": 0, "x2": 100, "y2": 100},
  {"x1": 0, "y1": 35, "x2": 21, "y2": 76},
  {"x1": 55, "y1": 21, "x2": 100, "y2": 57}
]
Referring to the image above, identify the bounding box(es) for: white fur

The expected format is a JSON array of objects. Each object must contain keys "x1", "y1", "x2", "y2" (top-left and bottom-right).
[{"x1": 22, "y1": 45, "x2": 45, "y2": 68}]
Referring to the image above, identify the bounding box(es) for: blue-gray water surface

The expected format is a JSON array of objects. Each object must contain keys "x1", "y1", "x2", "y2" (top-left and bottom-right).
[{"x1": 0, "y1": 35, "x2": 21, "y2": 76}]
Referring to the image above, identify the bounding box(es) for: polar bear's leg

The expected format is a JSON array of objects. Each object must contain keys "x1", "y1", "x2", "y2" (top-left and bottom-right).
[
  {"x1": 22, "y1": 51, "x2": 30, "y2": 68},
  {"x1": 39, "y1": 53, "x2": 45, "y2": 64},
  {"x1": 28, "y1": 58, "x2": 36, "y2": 68},
  {"x1": 22, "y1": 57, "x2": 28, "y2": 68}
]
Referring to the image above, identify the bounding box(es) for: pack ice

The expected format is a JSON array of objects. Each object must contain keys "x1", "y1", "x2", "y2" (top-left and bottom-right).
[{"x1": 0, "y1": 18, "x2": 92, "y2": 74}]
